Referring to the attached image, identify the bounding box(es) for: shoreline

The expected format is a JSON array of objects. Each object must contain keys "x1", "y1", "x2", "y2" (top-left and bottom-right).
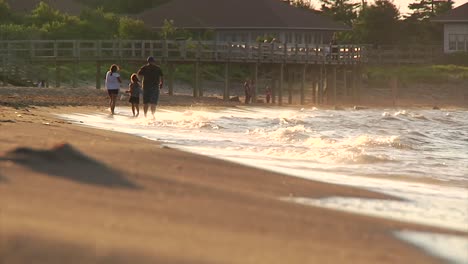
[
  {"x1": 1, "y1": 86, "x2": 467, "y2": 110},
  {"x1": 1, "y1": 92, "x2": 467, "y2": 263}
]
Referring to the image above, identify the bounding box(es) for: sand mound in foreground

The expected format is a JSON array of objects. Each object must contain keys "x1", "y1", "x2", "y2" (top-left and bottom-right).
[{"x1": 2, "y1": 143, "x2": 138, "y2": 189}]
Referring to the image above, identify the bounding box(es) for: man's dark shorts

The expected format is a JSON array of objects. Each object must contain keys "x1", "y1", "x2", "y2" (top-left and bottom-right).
[{"x1": 143, "y1": 87, "x2": 160, "y2": 104}]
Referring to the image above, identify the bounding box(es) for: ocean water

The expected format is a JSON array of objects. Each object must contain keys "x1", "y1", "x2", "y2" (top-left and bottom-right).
[{"x1": 62, "y1": 106, "x2": 468, "y2": 262}]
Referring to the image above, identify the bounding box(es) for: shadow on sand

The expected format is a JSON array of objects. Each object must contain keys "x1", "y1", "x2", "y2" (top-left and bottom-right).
[
  {"x1": 1, "y1": 143, "x2": 139, "y2": 189},
  {"x1": 1, "y1": 234, "x2": 214, "y2": 264}
]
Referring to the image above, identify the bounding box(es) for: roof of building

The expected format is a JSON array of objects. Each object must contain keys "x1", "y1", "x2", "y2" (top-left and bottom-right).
[
  {"x1": 432, "y1": 2, "x2": 468, "y2": 23},
  {"x1": 138, "y1": 0, "x2": 349, "y2": 31},
  {"x1": 6, "y1": 0, "x2": 84, "y2": 15}
]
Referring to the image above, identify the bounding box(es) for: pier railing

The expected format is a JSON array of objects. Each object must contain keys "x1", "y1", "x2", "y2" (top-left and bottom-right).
[{"x1": 0, "y1": 40, "x2": 363, "y2": 64}]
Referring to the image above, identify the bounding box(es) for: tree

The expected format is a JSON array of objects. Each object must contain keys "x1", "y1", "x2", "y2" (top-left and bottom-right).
[
  {"x1": 79, "y1": 8, "x2": 119, "y2": 39},
  {"x1": 160, "y1": 19, "x2": 177, "y2": 40},
  {"x1": 75, "y1": 0, "x2": 170, "y2": 14},
  {"x1": 283, "y1": 0, "x2": 314, "y2": 9},
  {"x1": 0, "y1": 0, "x2": 12, "y2": 23},
  {"x1": 0, "y1": 24, "x2": 42, "y2": 40},
  {"x1": 118, "y1": 17, "x2": 152, "y2": 39},
  {"x1": 353, "y1": 0, "x2": 400, "y2": 45},
  {"x1": 29, "y1": 1, "x2": 65, "y2": 26},
  {"x1": 407, "y1": 0, "x2": 454, "y2": 21},
  {"x1": 320, "y1": 0, "x2": 359, "y2": 26},
  {"x1": 401, "y1": 0, "x2": 453, "y2": 45}
]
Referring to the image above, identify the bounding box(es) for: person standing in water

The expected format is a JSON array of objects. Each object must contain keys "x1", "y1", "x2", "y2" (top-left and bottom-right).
[
  {"x1": 244, "y1": 79, "x2": 251, "y2": 104},
  {"x1": 265, "y1": 84, "x2": 271, "y2": 104},
  {"x1": 137, "y1": 56, "x2": 164, "y2": 118},
  {"x1": 126, "y1": 73, "x2": 141, "y2": 117},
  {"x1": 105, "y1": 64, "x2": 122, "y2": 115}
]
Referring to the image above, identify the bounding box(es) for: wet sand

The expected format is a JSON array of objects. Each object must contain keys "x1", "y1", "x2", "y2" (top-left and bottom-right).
[{"x1": 0, "y1": 87, "x2": 465, "y2": 263}]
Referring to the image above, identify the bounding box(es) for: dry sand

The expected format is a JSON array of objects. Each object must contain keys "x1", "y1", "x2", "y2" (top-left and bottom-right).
[{"x1": 0, "y1": 87, "x2": 465, "y2": 264}]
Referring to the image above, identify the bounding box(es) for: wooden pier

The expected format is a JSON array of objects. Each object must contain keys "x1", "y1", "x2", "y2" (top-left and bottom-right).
[{"x1": 1, "y1": 39, "x2": 367, "y2": 105}]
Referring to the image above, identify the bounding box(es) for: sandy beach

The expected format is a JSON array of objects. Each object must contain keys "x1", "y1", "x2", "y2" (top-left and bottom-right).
[{"x1": 0, "y1": 87, "x2": 466, "y2": 264}]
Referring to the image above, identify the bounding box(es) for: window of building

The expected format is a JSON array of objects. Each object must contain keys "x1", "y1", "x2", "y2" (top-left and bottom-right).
[
  {"x1": 457, "y1": 35, "x2": 465, "y2": 51},
  {"x1": 449, "y1": 34, "x2": 456, "y2": 50},
  {"x1": 295, "y1": 33, "x2": 303, "y2": 44},
  {"x1": 304, "y1": 33, "x2": 314, "y2": 44},
  {"x1": 465, "y1": 35, "x2": 468, "y2": 51},
  {"x1": 449, "y1": 34, "x2": 468, "y2": 51},
  {"x1": 285, "y1": 33, "x2": 293, "y2": 44}
]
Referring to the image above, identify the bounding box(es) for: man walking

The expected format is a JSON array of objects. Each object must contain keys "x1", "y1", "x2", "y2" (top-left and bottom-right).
[{"x1": 137, "y1": 56, "x2": 164, "y2": 117}]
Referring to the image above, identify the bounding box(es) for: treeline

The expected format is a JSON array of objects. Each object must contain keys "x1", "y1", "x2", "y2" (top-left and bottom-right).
[
  {"x1": 0, "y1": 0, "x2": 457, "y2": 46},
  {"x1": 75, "y1": 0, "x2": 169, "y2": 14},
  {"x1": 287, "y1": 0, "x2": 455, "y2": 46},
  {"x1": 0, "y1": 0, "x2": 153, "y2": 40}
]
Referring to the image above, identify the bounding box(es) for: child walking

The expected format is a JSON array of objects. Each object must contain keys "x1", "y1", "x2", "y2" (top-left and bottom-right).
[{"x1": 126, "y1": 73, "x2": 141, "y2": 117}]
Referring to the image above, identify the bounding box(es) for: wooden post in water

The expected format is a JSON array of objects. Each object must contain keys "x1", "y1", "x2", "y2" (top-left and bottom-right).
[
  {"x1": 332, "y1": 66, "x2": 337, "y2": 106},
  {"x1": 288, "y1": 66, "x2": 293, "y2": 104},
  {"x1": 391, "y1": 76, "x2": 398, "y2": 107},
  {"x1": 300, "y1": 64, "x2": 306, "y2": 105},
  {"x1": 279, "y1": 63, "x2": 284, "y2": 106},
  {"x1": 356, "y1": 65, "x2": 362, "y2": 104},
  {"x1": 199, "y1": 63, "x2": 204, "y2": 97},
  {"x1": 223, "y1": 62, "x2": 230, "y2": 101},
  {"x1": 272, "y1": 76, "x2": 277, "y2": 104},
  {"x1": 318, "y1": 64, "x2": 323, "y2": 105},
  {"x1": 253, "y1": 63, "x2": 258, "y2": 103},
  {"x1": 311, "y1": 68, "x2": 316, "y2": 105},
  {"x1": 96, "y1": 61, "x2": 101, "y2": 89},
  {"x1": 343, "y1": 67, "x2": 348, "y2": 98},
  {"x1": 323, "y1": 66, "x2": 328, "y2": 104},
  {"x1": 168, "y1": 63, "x2": 174, "y2": 96},
  {"x1": 351, "y1": 65, "x2": 357, "y2": 104},
  {"x1": 194, "y1": 61, "x2": 199, "y2": 97}
]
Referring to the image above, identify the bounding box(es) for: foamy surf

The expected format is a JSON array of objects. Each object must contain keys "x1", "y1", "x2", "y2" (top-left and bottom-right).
[{"x1": 60, "y1": 106, "x2": 468, "y2": 235}]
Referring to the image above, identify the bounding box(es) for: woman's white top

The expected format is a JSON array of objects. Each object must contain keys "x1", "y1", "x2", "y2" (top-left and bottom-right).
[{"x1": 105, "y1": 71, "x2": 120, "y2": 90}]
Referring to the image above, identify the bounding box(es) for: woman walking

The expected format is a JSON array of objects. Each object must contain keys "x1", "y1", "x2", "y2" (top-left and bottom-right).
[{"x1": 105, "y1": 64, "x2": 122, "y2": 115}]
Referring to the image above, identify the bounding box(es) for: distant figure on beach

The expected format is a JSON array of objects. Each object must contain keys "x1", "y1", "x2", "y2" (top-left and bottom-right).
[
  {"x1": 126, "y1": 73, "x2": 141, "y2": 117},
  {"x1": 105, "y1": 64, "x2": 121, "y2": 115},
  {"x1": 244, "y1": 79, "x2": 251, "y2": 104},
  {"x1": 37, "y1": 80, "x2": 46, "y2": 88},
  {"x1": 137, "y1": 56, "x2": 164, "y2": 118},
  {"x1": 265, "y1": 85, "x2": 271, "y2": 103}
]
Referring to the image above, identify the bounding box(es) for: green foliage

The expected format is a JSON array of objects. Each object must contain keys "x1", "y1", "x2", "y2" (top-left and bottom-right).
[
  {"x1": 320, "y1": 0, "x2": 359, "y2": 26},
  {"x1": 78, "y1": 8, "x2": 119, "y2": 39},
  {"x1": 353, "y1": 0, "x2": 400, "y2": 45},
  {"x1": 407, "y1": 0, "x2": 454, "y2": 21},
  {"x1": 0, "y1": 1, "x2": 158, "y2": 40},
  {"x1": 436, "y1": 52, "x2": 468, "y2": 66},
  {"x1": 118, "y1": 17, "x2": 152, "y2": 39},
  {"x1": 0, "y1": 0, "x2": 11, "y2": 22},
  {"x1": 290, "y1": 0, "x2": 313, "y2": 10},
  {"x1": 159, "y1": 19, "x2": 193, "y2": 40},
  {"x1": 29, "y1": 1, "x2": 66, "y2": 26},
  {"x1": 161, "y1": 19, "x2": 177, "y2": 40},
  {"x1": 75, "y1": 0, "x2": 169, "y2": 14},
  {"x1": 367, "y1": 65, "x2": 468, "y2": 85},
  {"x1": 256, "y1": 35, "x2": 277, "y2": 43},
  {"x1": 399, "y1": 0, "x2": 453, "y2": 45},
  {"x1": 399, "y1": 18, "x2": 443, "y2": 45},
  {"x1": 0, "y1": 24, "x2": 42, "y2": 40}
]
